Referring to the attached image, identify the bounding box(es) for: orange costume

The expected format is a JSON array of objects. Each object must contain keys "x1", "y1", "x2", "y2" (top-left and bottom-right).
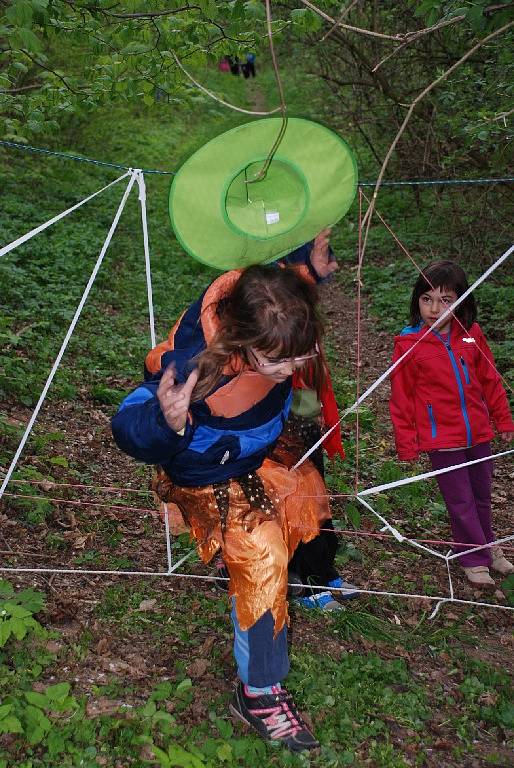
[{"x1": 113, "y1": 267, "x2": 332, "y2": 687}]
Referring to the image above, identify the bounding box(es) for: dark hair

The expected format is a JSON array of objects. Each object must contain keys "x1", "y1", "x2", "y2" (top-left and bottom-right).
[
  {"x1": 409, "y1": 260, "x2": 477, "y2": 330},
  {"x1": 193, "y1": 265, "x2": 325, "y2": 399}
]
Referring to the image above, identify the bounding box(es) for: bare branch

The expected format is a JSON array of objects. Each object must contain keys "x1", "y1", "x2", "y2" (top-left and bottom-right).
[
  {"x1": 320, "y1": 0, "x2": 360, "y2": 43},
  {"x1": 372, "y1": 15, "x2": 466, "y2": 73},
  {"x1": 80, "y1": 5, "x2": 201, "y2": 20},
  {"x1": 17, "y1": 49, "x2": 83, "y2": 95},
  {"x1": 361, "y1": 20, "x2": 514, "y2": 244},
  {"x1": 484, "y1": 2, "x2": 514, "y2": 15},
  {"x1": 298, "y1": 0, "x2": 402, "y2": 41},
  {"x1": 0, "y1": 83, "x2": 41, "y2": 93},
  {"x1": 490, "y1": 107, "x2": 514, "y2": 121}
]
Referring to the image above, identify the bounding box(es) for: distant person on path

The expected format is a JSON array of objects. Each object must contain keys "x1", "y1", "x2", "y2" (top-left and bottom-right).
[
  {"x1": 112, "y1": 242, "x2": 346, "y2": 752},
  {"x1": 227, "y1": 56, "x2": 240, "y2": 76},
  {"x1": 389, "y1": 261, "x2": 514, "y2": 588},
  {"x1": 242, "y1": 53, "x2": 256, "y2": 78}
]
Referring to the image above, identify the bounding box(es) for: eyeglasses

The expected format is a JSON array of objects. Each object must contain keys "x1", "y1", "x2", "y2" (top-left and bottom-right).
[{"x1": 249, "y1": 344, "x2": 319, "y2": 370}]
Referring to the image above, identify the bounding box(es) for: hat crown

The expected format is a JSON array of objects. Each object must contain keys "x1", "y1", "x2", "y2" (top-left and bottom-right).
[{"x1": 224, "y1": 158, "x2": 308, "y2": 240}]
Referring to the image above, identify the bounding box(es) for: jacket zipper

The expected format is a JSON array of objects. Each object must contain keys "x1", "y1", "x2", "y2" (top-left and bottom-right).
[
  {"x1": 460, "y1": 356, "x2": 470, "y2": 385},
  {"x1": 433, "y1": 331, "x2": 472, "y2": 447},
  {"x1": 427, "y1": 404, "x2": 437, "y2": 438}
]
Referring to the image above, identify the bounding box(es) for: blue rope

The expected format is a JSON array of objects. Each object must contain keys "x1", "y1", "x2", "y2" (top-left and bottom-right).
[
  {"x1": 0, "y1": 140, "x2": 175, "y2": 176},
  {"x1": 1, "y1": 139, "x2": 513, "y2": 187},
  {"x1": 359, "y1": 178, "x2": 514, "y2": 187}
]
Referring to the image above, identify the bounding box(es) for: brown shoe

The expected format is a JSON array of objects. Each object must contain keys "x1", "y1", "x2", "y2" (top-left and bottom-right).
[
  {"x1": 463, "y1": 566, "x2": 495, "y2": 587},
  {"x1": 491, "y1": 546, "x2": 514, "y2": 576}
]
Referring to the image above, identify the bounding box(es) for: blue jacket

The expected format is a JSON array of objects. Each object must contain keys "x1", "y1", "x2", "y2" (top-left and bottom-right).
[{"x1": 111, "y1": 245, "x2": 324, "y2": 486}]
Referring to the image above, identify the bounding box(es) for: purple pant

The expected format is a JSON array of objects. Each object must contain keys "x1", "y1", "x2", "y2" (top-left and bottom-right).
[{"x1": 429, "y1": 442, "x2": 494, "y2": 567}]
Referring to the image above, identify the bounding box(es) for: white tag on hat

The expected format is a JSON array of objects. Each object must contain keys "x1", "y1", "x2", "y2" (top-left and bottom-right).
[{"x1": 265, "y1": 211, "x2": 280, "y2": 225}]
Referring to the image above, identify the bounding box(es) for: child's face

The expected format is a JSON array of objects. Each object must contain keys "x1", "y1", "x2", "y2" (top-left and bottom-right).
[
  {"x1": 248, "y1": 347, "x2": 318, "y2": 383},
  {"x1": 418, "y1": 286, "x2": 458, "y2": 334}
]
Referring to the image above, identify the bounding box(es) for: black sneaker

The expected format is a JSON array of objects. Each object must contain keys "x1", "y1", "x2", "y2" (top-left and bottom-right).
[
  {"x1": 213, "y1": 556, "x2": 229, "y2": 592},
  {"x1": 229, "y1": 680, "x2": 319, "y2": 752}
]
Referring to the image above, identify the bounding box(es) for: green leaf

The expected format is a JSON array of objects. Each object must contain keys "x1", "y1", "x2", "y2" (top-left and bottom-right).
[
  {"x1": 0, "y1": 715, "x2": 23, "y2": 734},
  {"x1": 167, "y1": 742, "x2": 206, "y2": 767},
  {"x1": 24, "y1": 704, "x2": 51, "y2": 744},
  {"x1": 216, "y1": 742, "x2": 232, "y2": 762},
  {"x1": 175, "y1": 678, "x2": 193, "y2": 696},
  {"x1": 0, "y1": 580, "x2": 14, "y2": 599},
  {"x1": 11, "y1": 27, "x2": 42, "y2": 53},
  {"x1": 45, "y1": 682, "x2": 71, "y2": 703},
  {"x1": 49, "y1": 456, "x2": 69, "y2": 467},
  {"x1": 0, "y1": 705, "x2": 12, "y2": 720},
  {"x1": 10, "y1": 616, "x2": 29, "y2": 640},
  {"x1": 25, "y1": 690, "x2": 48, "y2": 708},
  {"x1": 0, "y1": 620, "x2": 12, "y2": 647},
  {"x1": 149, "y1": 744, "x2": 171, "y2": 767},
  {"x1": 214, "y1": 717, "x2": 233, "y2": 740},
  {"x1": 6, "y1": 0, "x2": 34, "y2": 27}
]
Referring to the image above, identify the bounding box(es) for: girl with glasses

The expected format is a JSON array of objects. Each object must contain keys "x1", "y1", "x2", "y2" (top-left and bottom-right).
[{"x1": 112, "y1": 237, "x2": 346, "y2": 752}]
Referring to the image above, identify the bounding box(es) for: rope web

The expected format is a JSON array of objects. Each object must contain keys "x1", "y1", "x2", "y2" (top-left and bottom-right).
[{"x1": 0, "y1": 167, "x2": 512, "y2": 620}]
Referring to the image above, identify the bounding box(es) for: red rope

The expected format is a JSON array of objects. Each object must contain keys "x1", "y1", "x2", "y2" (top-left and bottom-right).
[
  {"x1": 354, "y1": 188, "x2": 364, "y2": 493},
  {"x1": 3, "y1": 491, "x2": 512, "y2": 552},
  {"x1": 6, "y1": 478, "x2": 152, "y2": 495}
]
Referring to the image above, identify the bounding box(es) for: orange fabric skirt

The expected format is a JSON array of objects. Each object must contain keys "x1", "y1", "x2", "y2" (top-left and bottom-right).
[{"x1": 155, "y1": 457, "x2": 330, "y2": 634}]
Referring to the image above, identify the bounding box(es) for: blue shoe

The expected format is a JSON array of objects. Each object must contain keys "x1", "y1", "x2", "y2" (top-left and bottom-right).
[
  {"x1": 327, "y1": 577, "x2": 359, "y2": 600},
  {"x1": 295, "y1": 591, "x2": 343, "y2": 611}
]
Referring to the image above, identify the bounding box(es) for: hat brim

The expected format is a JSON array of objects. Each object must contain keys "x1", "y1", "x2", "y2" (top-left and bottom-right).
[{"x1": 169, "y1": 117, "x2": 358, "y2": 271}]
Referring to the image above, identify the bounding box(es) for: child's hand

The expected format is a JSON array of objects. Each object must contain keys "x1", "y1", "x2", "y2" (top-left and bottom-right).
[
  {"x1": 157, "y1": 364, "x2": 198, "y2": 434},
  {"x1": 499, "y1": 431, "x2": 514, "y2": 443},
  {"x1": 311, "y1": 228, "x2": 337, "y2": 279}
]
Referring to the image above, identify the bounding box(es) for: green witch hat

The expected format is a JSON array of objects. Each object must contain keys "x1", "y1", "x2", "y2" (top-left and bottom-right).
[{"x1": 169, "y1": 117, "x2": 358, "y2": 271}]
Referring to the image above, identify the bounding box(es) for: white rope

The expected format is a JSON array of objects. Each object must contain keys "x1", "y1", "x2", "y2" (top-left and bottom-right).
[
  {"x1": 446, "y1": 553, "x2": 454, "y2": 600},
  {"x1": 163, "y1": 504, "x2": 173, "y2": 573},
  {"x1": 0, "y1": 172, "x2": 130, "y2": 258},
  {"x1": 293, "y1": 242, "x2": 514, "y2": 469},
  {"x1": 357, "y1": 496, "x2": 447, "y2": 560},
  {"x1": 446, "y1": 533, "x2": 514, "y2": 561},
  {"x1": 356, "y1": 496, "x2": 406, "y2": 543},
  {"x1": 0, "y1": 563, "x2": 511, "y2": 613},
  {"x1": 358, "y1": 448, "x2": 514, "y2": 497},
  {"x1": 136, "y1": 171, "x2": 156, "y2": 348},
  {"x1": 0, "y1": 170, "x2": 139, "y2": 502}
]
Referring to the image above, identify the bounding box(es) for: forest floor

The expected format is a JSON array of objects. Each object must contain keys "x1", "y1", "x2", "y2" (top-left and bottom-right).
[{"x1": 0, "y1": 70, "x2": 512, "y2": 768}]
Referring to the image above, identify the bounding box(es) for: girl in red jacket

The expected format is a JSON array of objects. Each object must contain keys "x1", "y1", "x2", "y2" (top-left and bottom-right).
[{"x1": 389, "y1": 261, "x2": 514, "y2": 588}]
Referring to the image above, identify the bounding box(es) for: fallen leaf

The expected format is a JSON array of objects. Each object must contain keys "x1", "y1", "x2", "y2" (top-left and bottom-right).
[
  {"x1": 187, "y1": 658, "x2": 209, "y2": 678},
  {"x1": 95, "y1": 637, "x2": 110, "y2": 655}
]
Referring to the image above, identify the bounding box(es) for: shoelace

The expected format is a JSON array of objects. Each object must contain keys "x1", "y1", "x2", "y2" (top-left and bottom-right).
[{"x1": 249, "y1": 691, "x2": 304, "y2": 739}]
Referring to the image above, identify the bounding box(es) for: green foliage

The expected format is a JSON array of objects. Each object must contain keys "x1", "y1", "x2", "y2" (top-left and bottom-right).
[
  {"x1": 0, "y1": 0, "x2": 318, "y2": 141},
  {"x1": 0, "y1": 579, "x2": 45, "y2": 647}
]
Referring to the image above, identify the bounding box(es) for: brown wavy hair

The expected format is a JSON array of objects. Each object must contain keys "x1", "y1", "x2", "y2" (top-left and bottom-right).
[{"x1": 192, "y1": 265, "x2": 326, "y2": 401}]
